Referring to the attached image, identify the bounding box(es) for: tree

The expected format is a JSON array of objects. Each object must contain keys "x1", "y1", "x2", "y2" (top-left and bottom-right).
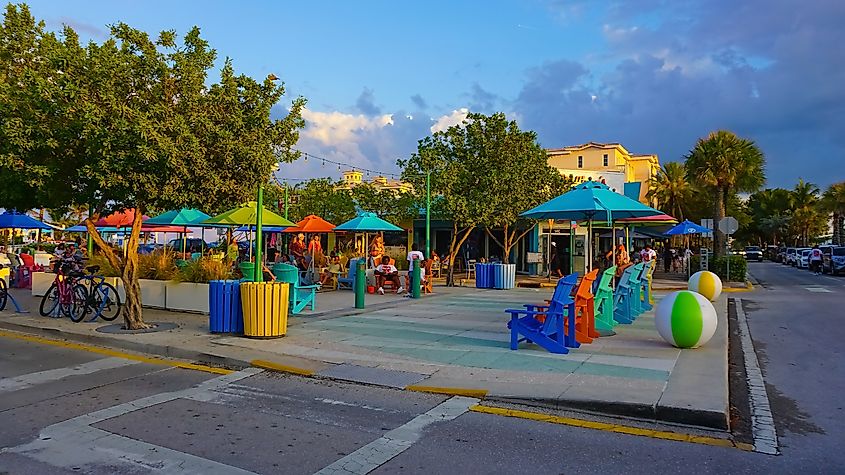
[
  {"x1": 788, "y1": 179, "x2": 824, "y2": 246},
  {"x1": 0, "y1": 6, "x2": 305, "y2": 329},
  {"x1": 647, "y1": 162, "x2": 692, "y2": 220},
  {"x1": 684, "y1": 130, "x2": 765, "y2": 256},
  {"x1": 351, "y1": 183, "x2": 420, "y2": 226},
  {"x1": 401, "y1": 112, "x2": 568, "y2": 282},
  {"x1": 822, "y1": 182, "x2": 845, "y2": 245},
  {"x1": 283, "y1": 178, "x2": 356, "y2": 224},
  {"x1": 747, "y1": 188, "x2": 792, "y2": 245}
]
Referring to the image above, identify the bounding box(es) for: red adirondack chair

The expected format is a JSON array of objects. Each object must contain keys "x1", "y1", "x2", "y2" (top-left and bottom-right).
[{"x1": 569, "y1": 268, "x2": 600, "y2": 344}]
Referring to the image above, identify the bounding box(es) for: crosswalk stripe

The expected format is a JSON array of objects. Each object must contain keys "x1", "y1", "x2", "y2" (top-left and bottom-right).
[{"x1": 0, "y1": 357, "x2": 140, "y2": 393}]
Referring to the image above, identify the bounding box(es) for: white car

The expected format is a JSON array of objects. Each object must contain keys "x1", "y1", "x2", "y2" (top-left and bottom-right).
[{"x1": 798, "y1": 249, "x2": 812, "y2": 268}]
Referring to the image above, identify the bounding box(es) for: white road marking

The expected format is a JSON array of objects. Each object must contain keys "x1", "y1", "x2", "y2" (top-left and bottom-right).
[
  {"x1": 0, "y1": 357, "x2": 140, "y2": 393},
  {"x1": 314, "y1": 396, "x2": 477, "y2": 475},
  {"x1": 805, "y1": 286, "x2": 832, "y2": 293},
  {"x1": 2, "y1": 368, "x2": 263, "y2": 473},
  {"x1": 735, "y1": 299, "x2": 779, "y2": 455}
]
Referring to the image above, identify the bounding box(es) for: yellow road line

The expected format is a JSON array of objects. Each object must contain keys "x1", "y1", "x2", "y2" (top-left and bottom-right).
[
  {"x1": 251, "y1": 359, "x2": 315, "y2": 376},
  {"x1": 0, "y1": 329, "x2": 232, "y2": 375},
  {"x1": 470, "y1": 405, "x2": 753, "y2": 451},
  {"x1": 406, "y1": 385, "x2": 489, "y2": 398}
]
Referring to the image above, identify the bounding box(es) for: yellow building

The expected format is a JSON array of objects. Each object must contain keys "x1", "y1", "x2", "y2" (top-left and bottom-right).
[
  {"x1": 335, "y1": 170, "x2": 413, "y2": 194},
  {"x1": 546, "y1": 142, "x2": 659, "y2": 204}
]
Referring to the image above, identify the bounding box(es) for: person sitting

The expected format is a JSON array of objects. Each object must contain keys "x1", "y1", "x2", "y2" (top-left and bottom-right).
[
  {"x1": 290, "y1": 233, "x2": 306, "y2": 267},
  {"x1": 320, "y1": 254, "x2": 345, "y2": 287},
  {"x1": 374, "y1": 255, "x2": 403, "y2": 295},
  {"x1": 606, "y1": 244, "x2": 631, "y2": 278}
]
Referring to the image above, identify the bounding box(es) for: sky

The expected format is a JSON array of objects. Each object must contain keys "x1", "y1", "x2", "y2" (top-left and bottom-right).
[{"x1": 19, "y1": 0, "x2": 845, "y2": 189}]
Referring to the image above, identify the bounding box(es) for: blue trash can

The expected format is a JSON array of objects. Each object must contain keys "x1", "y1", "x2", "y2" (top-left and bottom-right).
[
  {"x1": 475, "y1": 263, "x2": 490, "y2": 288},
  {"x1": 209, "y1": 279, "x2": 244, "y2": 333},
  {"x1": 492, "y1": 263, "x2": 503, "y2": 289}
]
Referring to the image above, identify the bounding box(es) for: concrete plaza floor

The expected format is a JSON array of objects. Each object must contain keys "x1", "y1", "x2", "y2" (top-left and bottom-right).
[{"x1": 0, "y1": 282, "x2": 730, "y2": 429}]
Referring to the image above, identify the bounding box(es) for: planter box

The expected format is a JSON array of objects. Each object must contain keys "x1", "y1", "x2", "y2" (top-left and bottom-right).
[
  {"x1": 139, "y1": 279, "x2": 166, "y2": 308},
  {"x1": 31, "y1": 272, "x2": 54, "y2": 297},
  {"x1": 165, "y1": 282, "x2": 210, "y2": 314}
]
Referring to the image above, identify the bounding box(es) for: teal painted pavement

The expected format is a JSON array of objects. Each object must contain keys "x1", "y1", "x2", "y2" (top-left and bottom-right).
[{"x1": 297, "y1": 290, "x2": 675, "y2": 382}]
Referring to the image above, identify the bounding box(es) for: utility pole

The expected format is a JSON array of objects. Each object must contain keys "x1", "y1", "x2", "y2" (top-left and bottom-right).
[
  {"x1": 254, "y1": 184, "x2": 264, "y2": 282},
  {"x1": 425, "y1": 171, "x2": 431, "y2": 258}
]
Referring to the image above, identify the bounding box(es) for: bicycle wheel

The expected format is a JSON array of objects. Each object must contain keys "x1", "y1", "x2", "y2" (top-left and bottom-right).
[
  {"x1": 0, "y1": 277, "x2": 7, "y2": 311},
  {"x1": 39, "y1": 283, "x2": 59, "y2": 316},
  {"x1": 66, "y1": 284, "x2": 89, "y2": 322},
  {"x1": 93, "y1": 282, "x2": 121, "y2": 321}
]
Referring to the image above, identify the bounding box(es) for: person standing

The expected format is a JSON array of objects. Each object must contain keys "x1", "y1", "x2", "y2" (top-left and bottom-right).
[
  {"x1": 662, "y1": 242, "x2": 673, "y2": 273},
  {"x1": 809, "y1": 244, "x2": 824, "y2": 275},
  {"x1": 639, "y1": 243, "x2": 656, "y2": 263}
]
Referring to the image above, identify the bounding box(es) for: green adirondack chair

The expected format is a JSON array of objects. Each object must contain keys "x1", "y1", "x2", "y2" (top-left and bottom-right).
[
  {"x1": 628, "y1": 262, "x2": 647, "y2": 318},
  {"x1": 593, "y1": 266, "x2": 617, "y2": 334}
]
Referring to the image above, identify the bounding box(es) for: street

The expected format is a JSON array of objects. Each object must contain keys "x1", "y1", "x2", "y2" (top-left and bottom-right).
[{"x1": 0, "y1": 262, "x2": 843, "y2": 474}]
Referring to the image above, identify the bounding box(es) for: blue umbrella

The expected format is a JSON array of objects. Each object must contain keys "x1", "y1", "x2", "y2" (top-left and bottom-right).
[
  {"x1": 333, "y1": 212, "x2": 403, "y2": 232},
  {"x1": 664, "y1": 220, "x2": 710, "y2": 235},
  {"x1": 0, "y1": 211, "x2": 53, "y2": 230}
]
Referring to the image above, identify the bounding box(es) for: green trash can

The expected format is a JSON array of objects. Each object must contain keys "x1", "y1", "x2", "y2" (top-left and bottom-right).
[
  {"x1": 239, "y1": 262, "x2": 255, "y2": 281},
  {"x1": 272, "y1": 263, "x2": 299, "y2": 283}
]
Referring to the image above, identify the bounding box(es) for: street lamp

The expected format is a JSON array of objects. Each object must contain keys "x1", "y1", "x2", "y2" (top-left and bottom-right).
[{"x1": 425, "y1": 170, "x2": 431, "y2": 258}]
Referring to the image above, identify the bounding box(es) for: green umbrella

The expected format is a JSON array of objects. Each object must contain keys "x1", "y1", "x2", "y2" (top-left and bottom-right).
[{"x1": 203, "y1": 202, "x2": 295, "y2": 227}]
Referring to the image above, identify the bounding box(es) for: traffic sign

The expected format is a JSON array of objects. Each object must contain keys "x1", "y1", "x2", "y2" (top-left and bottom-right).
[{"x1": 718, "y1": 216, "x2": 739, "y2": 235}]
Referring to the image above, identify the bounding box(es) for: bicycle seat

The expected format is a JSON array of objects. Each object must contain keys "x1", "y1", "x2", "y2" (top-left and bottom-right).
[{"x1": 86, "y1": 265, "x2": 101, "y2": 274}]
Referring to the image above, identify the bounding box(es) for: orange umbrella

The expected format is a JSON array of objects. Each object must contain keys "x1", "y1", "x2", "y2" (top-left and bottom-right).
[
  {"x1": 283, "y1": 214, "x2": 336, "y2": 233},
  {"x1": 94, "y1": 209, "x2": 149, "y2": 227}
]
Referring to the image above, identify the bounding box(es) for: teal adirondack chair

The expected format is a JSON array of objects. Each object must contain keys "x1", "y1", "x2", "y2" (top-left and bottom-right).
[
  {"x1": 274, "y1": 263, "x2": 319, "y2": 314},
  {"x1": 613, "y1": 265, "x2": 637, "y2": 324},
  {"x1": 593, "y1": 266, "x2": 617, "y2": 334},
  {"x1": 506, "y1": 273, "x2": 579, "y2": 354},
  {"x1": 628, "y1": 262, "x2": 647, "y2": 318}
]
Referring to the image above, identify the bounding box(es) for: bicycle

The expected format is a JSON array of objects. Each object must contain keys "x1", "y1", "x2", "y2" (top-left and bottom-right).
[
  {"x1": 0, "y1": 265, "x2": 8, "y2": 311},
  {"x1": 38, "y1": 263, "x2": 87, "y2": 321},
  {"x1": 75, "y1": 265, "x2": 121, "y2": 322}
]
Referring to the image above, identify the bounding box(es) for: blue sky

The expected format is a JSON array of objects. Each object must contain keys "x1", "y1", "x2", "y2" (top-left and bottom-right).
[{"x1": 21, "y1": 0, "x2": 845, "y2": 189}]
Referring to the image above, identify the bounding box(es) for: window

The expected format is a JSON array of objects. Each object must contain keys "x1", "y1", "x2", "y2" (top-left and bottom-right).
[
  {"x1": 577, "y1": 156, "x2": 583, "y2": 168},
  {"x1": 603, "y1": 154, "x2": 608, "y2": 166}
]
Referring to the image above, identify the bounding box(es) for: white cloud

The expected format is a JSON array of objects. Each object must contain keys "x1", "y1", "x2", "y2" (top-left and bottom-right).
[
  {"x1": 430, "y1": 108, "x2": 468, "y2": 133},
  {"x1": 301, "y1": 108, "x2": 394, "y2": 146}
]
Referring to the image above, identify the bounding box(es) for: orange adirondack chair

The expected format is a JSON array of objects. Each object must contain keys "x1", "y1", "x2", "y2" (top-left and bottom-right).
[{"x1": 568, "y1": 268, "x2": 600, "y2": 343}]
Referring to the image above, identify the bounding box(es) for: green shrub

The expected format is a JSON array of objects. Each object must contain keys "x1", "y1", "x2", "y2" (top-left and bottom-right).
[
  {"x1": 689, "y1": 255, "x2": 746, "y2": 281},
  {"x1": 87, "y1": 253, "x2": 121, "y2": 277},
  {"x1": 138, "y1": 249, "x2": 179, "y2": 280},
  {"x1": 177, "y1": 257, "x2": 233, "y2": 283}
]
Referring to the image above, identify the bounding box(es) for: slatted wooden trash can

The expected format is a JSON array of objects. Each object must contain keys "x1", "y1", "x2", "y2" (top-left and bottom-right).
[
  {"x1": 208, "y1": 280, "x2": 243, "y2": 333},
  {"x1": 240, "y1": 282, "x2": 290, "y2": 338}
]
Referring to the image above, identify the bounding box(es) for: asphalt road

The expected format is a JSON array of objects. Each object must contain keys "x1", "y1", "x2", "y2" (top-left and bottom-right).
[{"x1": 0, "y1": 261, "x2": 842, "y2": 474}]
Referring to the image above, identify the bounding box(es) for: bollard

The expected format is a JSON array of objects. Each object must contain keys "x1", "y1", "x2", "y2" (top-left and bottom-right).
[
  {"x1": 411, "y1": 259, "x2": 421, "y2": 299},
  {"x1": 355, "y1": 258, "x2": 366, "y2": 309}
]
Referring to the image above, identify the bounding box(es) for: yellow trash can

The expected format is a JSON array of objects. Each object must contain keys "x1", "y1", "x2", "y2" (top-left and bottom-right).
[{"x1": 240, "y1": 282, "x2": 290, "y2": 338}]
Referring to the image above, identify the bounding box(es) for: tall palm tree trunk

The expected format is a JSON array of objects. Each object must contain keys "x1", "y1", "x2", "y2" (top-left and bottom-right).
[{"x1": 713, "y1": 188, "x2": 726, "y2": 257}]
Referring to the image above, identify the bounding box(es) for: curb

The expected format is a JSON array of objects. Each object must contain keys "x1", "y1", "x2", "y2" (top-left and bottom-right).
[{"x1": 0, "y1": 317, "x2": 729, "y2": 431}]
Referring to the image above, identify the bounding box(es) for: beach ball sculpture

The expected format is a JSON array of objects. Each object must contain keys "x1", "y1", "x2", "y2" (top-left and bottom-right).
[
  {"x1": 655, "y1": 290, "x2": 717, "y2": 349},
  {"x1": 688, "y1": 270, "x2": 722, "y2": 301}
]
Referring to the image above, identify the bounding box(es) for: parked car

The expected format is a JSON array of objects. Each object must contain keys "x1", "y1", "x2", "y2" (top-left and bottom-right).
[
  {"x1": 166, "y1": 238, "x2": 211, "y2": 253},
  {"x1": 797, "y1": 248, "x2": 812, "y2": 269},
  {"x1": 822, "y1": 246, "x2": 845, "y2": 275},
  {"x1": 764, "y1": 245, "x2": 779, "y2": 261},
  {"x1": 775, "y1": 247, "x2": 786, "y2": 263},
  {"x1": 744, "y1": 246, "x2": 764, "y2": 262},
  {"x1": 785, "y1": 247, "x2": 797, "y2": 265}
]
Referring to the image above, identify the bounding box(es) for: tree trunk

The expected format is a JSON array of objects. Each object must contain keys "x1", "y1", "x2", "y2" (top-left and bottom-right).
[
  {"x1": 713, "y1": 188, "x2": 726, "y2": 257},
  {"x1": 121, "y1": 207, "x2": 148, "y2": 330},
  {"x1": 446, "y1": 222, "x2": 474, "y2": 287},
  {"x1": 487, "y1": 223, "x2": 537, "y2": 265}
]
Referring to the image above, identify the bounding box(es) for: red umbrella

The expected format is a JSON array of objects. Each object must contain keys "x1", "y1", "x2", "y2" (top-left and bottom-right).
[
  {"x1": 283, "y1": 214, "x2": 336, "y2": 233},
  {"x1": 94, "y1": 209, "x2": 149, "y2": 227}
]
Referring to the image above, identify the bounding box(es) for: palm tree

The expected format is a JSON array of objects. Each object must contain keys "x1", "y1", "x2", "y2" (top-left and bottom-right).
[
  {"x1": 789, "y1": 179, "x2": 822, "y2": 246},
  {"x1": 647, "y1": 162, "x2": 692, "y2": 219},
  {"x1": 684, "y1": 130, "x2": 765, "y2": 256},
  {"x1": 821, "y1": 181, "x2": 845, "y2": 245},
  {"x1": 748, "y1": 188, "x2": 792, "y2": 245}
]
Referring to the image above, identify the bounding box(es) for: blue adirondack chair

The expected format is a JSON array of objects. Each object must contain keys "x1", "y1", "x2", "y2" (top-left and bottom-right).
[
  {"x1": 274, "y1": 263, "x2": 320, "y2": 314},
  {"x1": 337, "y1": 258, "x2": 358, "y2": 290},
  {"x1": 628, "y1": 262, "x2": 647, "y2": 318},
  {"x1": 613, "y1": 265, "x2": 637, "y2": 324},
  {"x1": 505, "y1": 273, "x2": 579, "y2": 354}
]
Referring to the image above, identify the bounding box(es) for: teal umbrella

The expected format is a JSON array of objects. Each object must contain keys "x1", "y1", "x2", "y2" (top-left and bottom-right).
[
  {"x1": 146, "y1": 208, "x2": 212, "y2": 253},
  {"x1": 522, "y1": 181, "x2": 662, "y2": 272},
  {"x1": 333, "y1": 212, "x2": 403, "y2": 232},
  {"x1": 334, "y1": 212, "x2": 403, "y2": 261}
]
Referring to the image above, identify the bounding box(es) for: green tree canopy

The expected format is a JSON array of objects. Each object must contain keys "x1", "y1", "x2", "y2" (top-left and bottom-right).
[{"x1": 0, "y1": 5, "x2": 305, "y2": 328}]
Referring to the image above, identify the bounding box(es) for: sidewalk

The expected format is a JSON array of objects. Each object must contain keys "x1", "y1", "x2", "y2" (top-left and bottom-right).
[{"x1": 0, "y1": 284, "x2": 730, "y2": 429}]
